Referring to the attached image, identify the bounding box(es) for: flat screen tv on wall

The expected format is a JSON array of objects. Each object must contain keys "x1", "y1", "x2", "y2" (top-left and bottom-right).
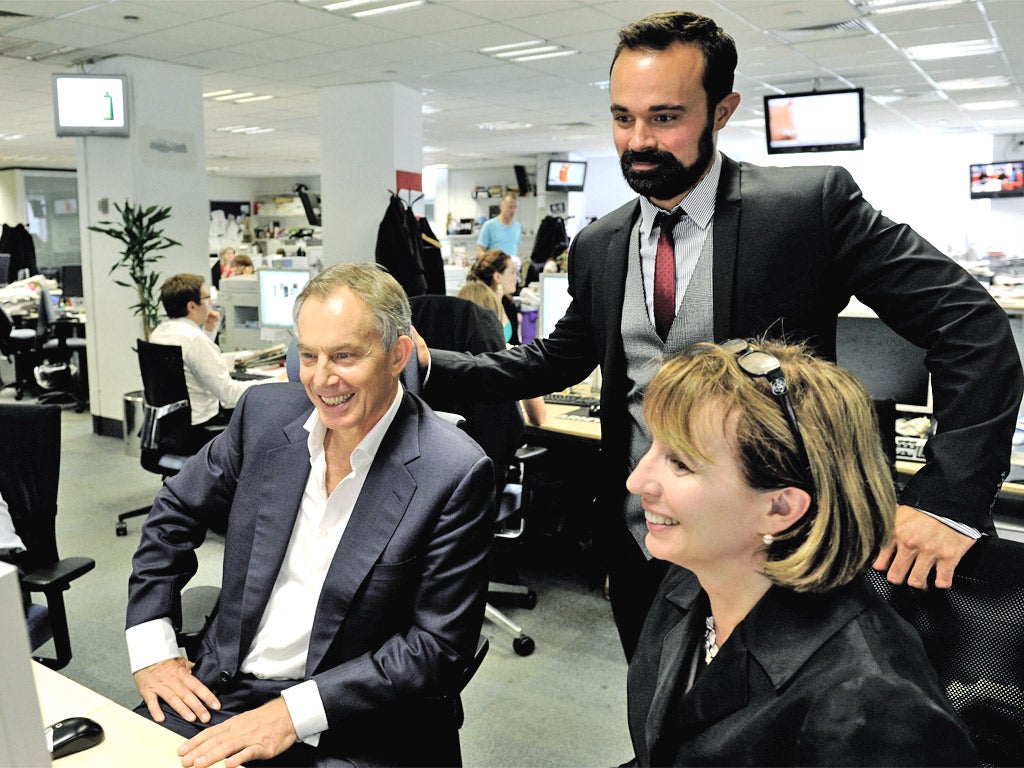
[
  {"x1": 545, "y1": 160, "x2": 587, "y2": 192},
  {"x1": 764, "y1": 88, "x2": 864, "y2": 154},
  {"x1": 52, "y1": 73, "x2": 129, "y2": 137},
  {"x1": 969, "y1": 160, "x2": 1024, "y2": 199}
]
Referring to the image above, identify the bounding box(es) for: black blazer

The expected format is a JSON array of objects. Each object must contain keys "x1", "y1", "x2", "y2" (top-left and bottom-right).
[
  {"x1": 627, "y1": 567, "x2": 976, "y2": 766},
  {"x1": 427, "y1": 154, "x2": 1022, "y2": 533}
]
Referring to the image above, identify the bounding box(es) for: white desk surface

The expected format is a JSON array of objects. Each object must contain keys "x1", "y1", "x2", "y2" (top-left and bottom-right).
[{"x1": 33, "y1": 663, "x2": 234, "y2": 768}]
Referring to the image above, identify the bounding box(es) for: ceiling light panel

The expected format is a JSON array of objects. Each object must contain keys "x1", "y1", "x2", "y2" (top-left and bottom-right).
[
  {"x1": 351, "y1": 1, "x2": 426, "y2": 18},
  {"x1": 905, "y1": 39, "x2": 1000, "y2": 60}
]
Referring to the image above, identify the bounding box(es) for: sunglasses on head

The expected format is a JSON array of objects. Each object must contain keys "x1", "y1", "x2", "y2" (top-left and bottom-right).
[{"x1": 718, "y1": 339, "x2": 815, "y2": 495}]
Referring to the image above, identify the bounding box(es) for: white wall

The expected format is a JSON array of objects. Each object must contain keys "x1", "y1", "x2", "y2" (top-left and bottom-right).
[
  {"x1": 78, "y1": 55, "x2": 208, "y2": 427},
  {"x1": 0, "y1": 170, "x2": 19, "y2": 228},
  {"x1": 576, "y1": 126, "x2": 1023, "y2": 258}
]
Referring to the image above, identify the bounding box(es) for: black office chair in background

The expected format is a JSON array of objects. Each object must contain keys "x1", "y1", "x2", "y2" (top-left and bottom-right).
[
  {"x1": 33, "y1": 285, "x2": 88, "y2": 412},
  {"x1": 410, "y1": 294, "x2": 543, "y2": 656},
  {"x1": 0, "y1": 302, "x2": 41, "y2": 400},
  {"x1": 0, "y1": 402, "x2": 95, "y2": 670},
  {"x1": 116, "y1": 339, "x2": 225, "y2": 536},
  {"x1": 862, "y1": 536, "x2": 1024, "y2": 766}
]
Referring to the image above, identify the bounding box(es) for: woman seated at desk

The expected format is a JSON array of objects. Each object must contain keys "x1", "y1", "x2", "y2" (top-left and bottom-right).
[{"x1": 624, "y1": 339, "x2": 975, "y2": 766}]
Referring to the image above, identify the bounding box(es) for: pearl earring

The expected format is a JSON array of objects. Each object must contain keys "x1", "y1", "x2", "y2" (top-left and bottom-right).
[{"x1": 762, "y1": 533, "x2": 774, "y2": 546}]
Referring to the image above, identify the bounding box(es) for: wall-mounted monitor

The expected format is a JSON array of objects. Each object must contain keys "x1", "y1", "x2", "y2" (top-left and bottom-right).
[
  {"x1": 545, "y1": 160, "x2": 587, "y2": 192},
  {"x1": 969, "y1": 160, "x2": 1024, "y2": 200},
  {"x1": 258, "y1": 268, "x2": 310, "y2": 328},
  {"x1": 52, "y1": 73, "x2": 129, "y2": 137},
  {"x1": 764, "y1": 88, "x2": 864, "y2": 154}
]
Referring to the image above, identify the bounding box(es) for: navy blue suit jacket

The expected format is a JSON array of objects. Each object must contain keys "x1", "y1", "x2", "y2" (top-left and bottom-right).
[{"x1": 127, "y1": 383, "x2": 494, "y2": 763}]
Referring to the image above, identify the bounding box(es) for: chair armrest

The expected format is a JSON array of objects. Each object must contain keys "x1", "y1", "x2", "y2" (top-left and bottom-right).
[
  {"x1": 21, "y1": 557, "x2": 96, "y2": 593},
  {"x1": 515, "y1": 444, "x2": 547, "y2": 463}
]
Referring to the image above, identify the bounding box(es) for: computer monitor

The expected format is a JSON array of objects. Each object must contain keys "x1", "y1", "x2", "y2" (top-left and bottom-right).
[
  {"x1": 59, "y1": 264, "x2": 84, "y2": 299},
  {"x1": 836, "y1": 314, "x2": 932, "y2": 414},
  {"x1": 257, "y1": 268, "x2": 310, "y2": 329},
  {"x1": 0, "y1": 563, "x2": 50, "y2": 766},
  {"x1": 538, "y1": 273, "x2": 571, "y2": 339}
]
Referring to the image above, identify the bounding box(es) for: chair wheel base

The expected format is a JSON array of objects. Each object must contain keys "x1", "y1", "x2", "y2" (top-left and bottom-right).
[
  {"x1": 116, "y1": 522, "x2": 128, "y2": 537},
  {"x1": 513, "y1": 635, "x2": 535, "y2": 656}
]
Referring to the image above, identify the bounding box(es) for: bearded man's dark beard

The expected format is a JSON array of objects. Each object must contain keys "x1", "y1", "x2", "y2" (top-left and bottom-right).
[{"x1": 619, "y1": 117, "x2": 715, "y2": 200}]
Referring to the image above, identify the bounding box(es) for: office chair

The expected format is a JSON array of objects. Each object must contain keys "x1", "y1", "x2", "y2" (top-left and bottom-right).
[
  {"x1": 861, "y1": 536, "x2": 1024, "y2": 766},
  {"x1": 0, "y1": 402, "x2": 95, "y2": 670},
  {"x1": 116, "y1": 339, "x2": 225, "y2": 536},
  {"x1": 410, "y1": 294, "x2": 543, "y2": 656},
  {"x1": 0, "y1": 301, "x2": 40, "y2": 400},
  {"x1": 34, "y1": 285, "x2": 88, "y2": 412}
]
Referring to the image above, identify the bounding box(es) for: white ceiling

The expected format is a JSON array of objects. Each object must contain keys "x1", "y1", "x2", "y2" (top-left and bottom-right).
[{"x1": 1, "y1": 0, "x2": 1022, "y2": 178}]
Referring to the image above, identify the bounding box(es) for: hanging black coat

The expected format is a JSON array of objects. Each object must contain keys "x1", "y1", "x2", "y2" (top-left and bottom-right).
[
  {"x1": 375, "y1": 195, "x2": 426, "y2": 297},
  {"x1": 418, "y1": 217, "x2": 445, "y2": 295},
  {"x1": 0, "y1": 223, "x2": 38, "y2": 282}
]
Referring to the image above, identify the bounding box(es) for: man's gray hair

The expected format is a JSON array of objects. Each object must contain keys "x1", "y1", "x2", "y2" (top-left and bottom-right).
[{"x1": 292, "y1": 263, "x2": 411, "y2": 349}]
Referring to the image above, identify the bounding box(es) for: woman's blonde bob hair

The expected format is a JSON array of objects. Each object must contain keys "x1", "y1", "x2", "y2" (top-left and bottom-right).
[{"x1": 643, "y1": 339, "x2": 896, "y2": 592}]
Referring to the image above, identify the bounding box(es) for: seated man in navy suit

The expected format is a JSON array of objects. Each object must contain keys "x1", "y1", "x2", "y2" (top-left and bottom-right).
[{"x1": 125, "y1": 263, "x2": 495, "y2": 767}]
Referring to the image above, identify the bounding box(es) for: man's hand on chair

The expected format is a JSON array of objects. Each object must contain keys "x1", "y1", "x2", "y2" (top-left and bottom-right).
[
  {"x1": 411, "y1": 324, "x2": 431, "y2": 369},
  {"x1": 872, "y1": 504, "x2": 977, "y2": 589}
]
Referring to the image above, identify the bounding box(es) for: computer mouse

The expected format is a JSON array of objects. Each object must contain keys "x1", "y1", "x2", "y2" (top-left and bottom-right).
[
  {"x1": 588, "y1": 403, "x2": 601, "y2": 418},
  {"x1": 46, "y1": 716, "x2": 105, "y2": 759}
]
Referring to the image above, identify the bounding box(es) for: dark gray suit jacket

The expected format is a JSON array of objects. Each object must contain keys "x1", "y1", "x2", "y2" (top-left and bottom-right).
[
  {"x1": 127, "y1": 383, "x2": 494, "y2": 764},
  {"x1": 627, "y1": 567, "x2": 977, "y2": 766},
  {"x1": 427, "y1": 154, "x2": 1023, "y2": 533}
]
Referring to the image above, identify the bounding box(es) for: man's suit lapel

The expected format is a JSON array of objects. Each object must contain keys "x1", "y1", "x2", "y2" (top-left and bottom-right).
[
  {"x1": 305, "y1": 394, "x2": 421, "y2": 676},
  {"x1": 606, "y1": 201, "x2": 639, "y2": 362},
  {"x1": 233, "y1": 414, "x2": 312, "y2": 670},
  {"x1": 712, "y1": 155, "x2": 742, "y2": 342}
]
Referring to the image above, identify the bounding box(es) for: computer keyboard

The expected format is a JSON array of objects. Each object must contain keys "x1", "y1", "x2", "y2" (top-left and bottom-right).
[
  {"x1": 543, "y1": 392, "x2": 599, "y2": 408},
  {"x1": 232, "y1": 370, "x2": 273, "y2": 381}
]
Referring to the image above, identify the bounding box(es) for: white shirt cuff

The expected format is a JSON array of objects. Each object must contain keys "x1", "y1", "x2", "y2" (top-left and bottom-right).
[
  {"x1": 126, "y1": 617, "x2": 182, "y2": 673},
  {"x1": 281, "y1": 679, "x2": 327, "y2": 746},
  {"x1": 917, "y1": 508, "x2": 982, "y2": 539}
]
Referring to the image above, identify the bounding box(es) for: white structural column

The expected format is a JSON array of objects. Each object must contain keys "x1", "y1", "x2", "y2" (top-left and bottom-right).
[
  {"x1": 319, "y1": 82, "x2": 423, "y2": 265},
  {"x1": 76, "y1": 56, "x2": 208, "y2": 434}
]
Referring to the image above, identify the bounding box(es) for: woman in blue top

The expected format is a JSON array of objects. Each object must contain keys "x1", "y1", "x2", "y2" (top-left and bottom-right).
[{"x1": 466, "y1": 249, "x2": 520, "y2": 344}]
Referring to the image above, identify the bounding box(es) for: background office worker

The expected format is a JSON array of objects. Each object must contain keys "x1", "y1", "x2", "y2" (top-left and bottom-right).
[
  {"x1": 476, "y1": 191, "x2": 522, "y2": 263},
  {"x1": 150, "y1": 273, "x2": 275, "y2": 452},
  {"x1": 126, "y1": 264, "x2": 495, "y2": 767},
  {"x1": 422, "y1": 10, "x2": 1024, "y2": 660}
]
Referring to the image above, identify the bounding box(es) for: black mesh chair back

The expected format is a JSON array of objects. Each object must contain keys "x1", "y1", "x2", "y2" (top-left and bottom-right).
[
  {"x1": 410, "y1": 294, "x2": 523, "y2": 493},
  {"x1": 861, "y1": 536, "x2": 1024, "y2": 766},
  {"x1": 0, "y1": 403, "x2": 61, "y2": 573},
  {"x1": 0, "y1": 402, "x2": 94, "y2": 668},
  {"x1": 137, "y1": 339, "x2": 193, "y2": 466}
]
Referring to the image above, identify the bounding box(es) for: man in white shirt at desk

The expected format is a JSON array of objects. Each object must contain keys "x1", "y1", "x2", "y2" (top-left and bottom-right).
[
  {"x1": 125, "y1": 264, "x2": 493, "y2": 767},
  {"x1": 150, "y1": 273, "x2": 274, "y2": 452}
]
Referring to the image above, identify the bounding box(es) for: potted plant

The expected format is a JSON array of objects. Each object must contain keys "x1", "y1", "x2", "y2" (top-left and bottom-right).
[{"x1": 88, "y1": 200, "x2": 180, "y2": 340}]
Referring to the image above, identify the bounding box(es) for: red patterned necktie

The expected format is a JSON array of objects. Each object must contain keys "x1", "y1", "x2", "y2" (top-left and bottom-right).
[{"x1": 653, "y1": 209, "x2": 683, "y2": 341}]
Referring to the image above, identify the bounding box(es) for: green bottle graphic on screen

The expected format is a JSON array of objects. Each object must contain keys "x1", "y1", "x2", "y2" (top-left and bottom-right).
[{"x1": 103, "y1": 91, "x2": 113, "y2": 121}]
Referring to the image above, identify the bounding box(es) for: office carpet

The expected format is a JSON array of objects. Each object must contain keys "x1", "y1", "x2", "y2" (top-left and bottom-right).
[{"x1": 3, "y1": 379, "x2": 632, "y2": 767}]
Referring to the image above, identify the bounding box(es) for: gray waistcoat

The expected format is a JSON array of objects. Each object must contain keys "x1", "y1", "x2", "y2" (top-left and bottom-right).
[{"x1": 620, "y1": 216, "x2": 714, "y2": 551}]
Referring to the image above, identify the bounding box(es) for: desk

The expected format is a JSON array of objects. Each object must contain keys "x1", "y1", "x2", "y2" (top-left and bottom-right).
[
  {"x1": 527, "y1": 402, "x2": 600, "y2": 444},
  {"x1": 32, "y1": 663, "x2": 233, "y2": 767}
]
